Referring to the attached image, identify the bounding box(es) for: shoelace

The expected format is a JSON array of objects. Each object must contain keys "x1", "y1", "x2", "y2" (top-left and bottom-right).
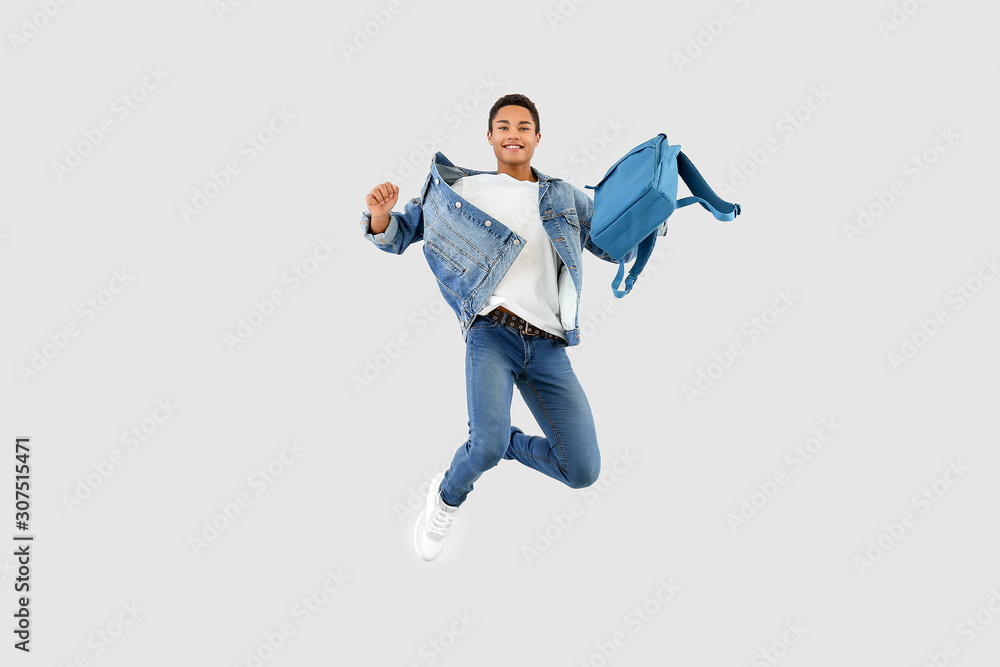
[{"x1": 427, "y1": 507, "x2": 456, "y2": 538}]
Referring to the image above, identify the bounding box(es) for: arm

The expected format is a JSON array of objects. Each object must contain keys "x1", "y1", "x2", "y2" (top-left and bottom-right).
[{"x1": 360, "y1": 185, "x2": 425, "y2": 255}]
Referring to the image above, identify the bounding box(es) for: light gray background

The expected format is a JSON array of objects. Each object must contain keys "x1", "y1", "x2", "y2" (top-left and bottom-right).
[{"x1": 2, "y1": 0, "x2": 999, "y2": 665}]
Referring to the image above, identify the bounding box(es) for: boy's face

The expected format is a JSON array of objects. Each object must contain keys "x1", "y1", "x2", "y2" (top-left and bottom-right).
[{"x1": 487, "y1": 105, "x2": 540, "y2": 171}]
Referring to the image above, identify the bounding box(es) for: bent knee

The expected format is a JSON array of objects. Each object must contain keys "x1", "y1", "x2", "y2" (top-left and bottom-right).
[
  {"x1": 566, "y1": 462, "x2": 601, "y2": 489},
  {"x1": 466, "y1": 437, "x2": 508, "y2": 468}
]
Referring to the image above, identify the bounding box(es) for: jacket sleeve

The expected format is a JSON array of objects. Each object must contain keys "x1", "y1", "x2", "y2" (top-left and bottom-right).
[
  {"x1": 575, "y1": 187, "x2": 639, "y2": 264},
  {"x1": 360, "y1": 196, "x2": 424, "y2": 255}
]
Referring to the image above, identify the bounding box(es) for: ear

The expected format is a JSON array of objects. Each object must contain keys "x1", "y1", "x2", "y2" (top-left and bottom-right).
[{"x1": 487, "y1": 130, "x2": 492, "y2": 143}]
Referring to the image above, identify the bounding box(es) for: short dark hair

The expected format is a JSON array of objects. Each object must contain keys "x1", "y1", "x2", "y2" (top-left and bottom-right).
[{"x1": 488, "y1": 94, "x2": 540, "y2": 134}]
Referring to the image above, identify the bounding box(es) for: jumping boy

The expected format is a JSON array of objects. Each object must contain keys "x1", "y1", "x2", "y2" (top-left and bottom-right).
[{"x1": 361, "y1": 93, "x2": 638, "y2": 561}]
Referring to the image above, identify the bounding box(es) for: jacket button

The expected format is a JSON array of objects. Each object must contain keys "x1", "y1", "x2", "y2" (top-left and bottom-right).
[
  {"x1": 435, "y1": 179, "x2": 440, "y2": 185},
  {"x1": 484, "y1": 220, "x2": 491, "y2": 226},
  {"x1": 513, "y1": 239, "x2": 520, "y2": 245},
  {"x1": 455, "y1": 201, "x2": 462, "y2": 208}
]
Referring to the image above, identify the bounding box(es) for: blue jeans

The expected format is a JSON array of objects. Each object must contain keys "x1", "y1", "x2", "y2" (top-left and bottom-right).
[{"x1": 438, "y1": 313, "x2": 601, "y2": 507}]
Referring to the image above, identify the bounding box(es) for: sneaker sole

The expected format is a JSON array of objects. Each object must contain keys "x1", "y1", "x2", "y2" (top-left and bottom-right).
[
  {"x1": 413, "y1": 510, "x2": 428, "y2": 560},
  {"x1": 413, "y1": 472, "x2": 446, "y2": 561}
]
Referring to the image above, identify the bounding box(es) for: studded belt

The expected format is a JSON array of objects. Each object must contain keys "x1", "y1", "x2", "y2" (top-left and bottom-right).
[{"x1": 484, "y1": 306, "x2": 566, "y2": 343}]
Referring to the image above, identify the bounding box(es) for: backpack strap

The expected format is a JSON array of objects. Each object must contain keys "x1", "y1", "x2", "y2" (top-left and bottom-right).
[
  {"x1": 611, "y1": 232, "x2": 657, "y2": 298},
  {"x1": 610, "y1": 151, "x2": 739, "y2": 297},
  {"x1": 674, "y1": 151, "x2": 741, "y2": 221}
]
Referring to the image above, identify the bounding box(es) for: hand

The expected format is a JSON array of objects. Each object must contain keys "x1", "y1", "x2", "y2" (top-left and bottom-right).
[{"x1": 366, "y1": 182, "x2": 399, "y2": 216}]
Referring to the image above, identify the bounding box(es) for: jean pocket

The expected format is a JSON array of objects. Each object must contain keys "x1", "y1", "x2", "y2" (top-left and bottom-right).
[{"x1": 470, "y1": 315, "x2": 500, "y2": 329}]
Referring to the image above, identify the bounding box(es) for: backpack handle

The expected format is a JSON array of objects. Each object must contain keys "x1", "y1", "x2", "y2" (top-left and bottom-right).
[
  {"x1": 610, "y1": 151, "x2": 740, "y2": 297},
  {"x1": 675, "y1": 151, "x2": 741, "y2": 221}
]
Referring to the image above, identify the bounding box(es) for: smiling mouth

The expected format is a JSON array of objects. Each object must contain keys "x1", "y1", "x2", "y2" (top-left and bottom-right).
[{"x1": 503, "y1": 145, "x2": 523, "y2": 151}]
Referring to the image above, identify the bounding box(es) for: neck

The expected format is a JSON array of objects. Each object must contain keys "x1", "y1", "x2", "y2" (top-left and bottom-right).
[{"x1": 496, "y1": 163, "x2": 537, "y2": 182}]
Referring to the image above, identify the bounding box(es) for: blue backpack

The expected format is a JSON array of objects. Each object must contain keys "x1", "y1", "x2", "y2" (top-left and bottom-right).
[{"x1": 584, "y1": 133, "x2": 741, "y2": 297}]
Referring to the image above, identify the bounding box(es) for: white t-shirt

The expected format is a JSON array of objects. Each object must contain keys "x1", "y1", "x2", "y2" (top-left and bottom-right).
[{"x1": 451, "y1": 173, "x2": 565, "y2": 338}]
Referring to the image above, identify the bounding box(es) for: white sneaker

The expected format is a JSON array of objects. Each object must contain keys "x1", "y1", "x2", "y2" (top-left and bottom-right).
[{"x1": 413, "y1": 471, "x2": 460, "y2": 561}]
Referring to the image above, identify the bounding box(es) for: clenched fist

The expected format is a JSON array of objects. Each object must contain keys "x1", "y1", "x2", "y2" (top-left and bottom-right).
[{"x1": 366, "y1": 182, "x2": 399, "y2": 216}]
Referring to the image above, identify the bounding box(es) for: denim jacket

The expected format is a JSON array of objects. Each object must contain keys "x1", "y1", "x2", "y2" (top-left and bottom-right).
[{"x1": 360, "y1": 151, "x2": 641, "y2": 346}]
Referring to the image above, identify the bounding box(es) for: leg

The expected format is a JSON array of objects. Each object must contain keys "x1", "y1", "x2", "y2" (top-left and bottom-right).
[
  {"x1": 439, "y1": 318, "x2": 519, "y2": 507},
  {"x1": 506, "y1": 337, "x2": 601, "y2": 489}
]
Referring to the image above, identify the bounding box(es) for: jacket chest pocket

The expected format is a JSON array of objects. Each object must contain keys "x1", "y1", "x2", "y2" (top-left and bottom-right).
[
  {"x1": 551, "y1": 207, "x2": 581, "y2": 237},
  {"x1": 556, "y1": 209, "x2": 583, "y2": 252},
  {"x1": 562, "y1": 209, "x2": 580, "y2": 230},
  {"x1": 425, "y1": 240, "x2": 466, "y2": 274},
  {"x1": 424, "y1": 219, "x2": 491, "y2": 272}
]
